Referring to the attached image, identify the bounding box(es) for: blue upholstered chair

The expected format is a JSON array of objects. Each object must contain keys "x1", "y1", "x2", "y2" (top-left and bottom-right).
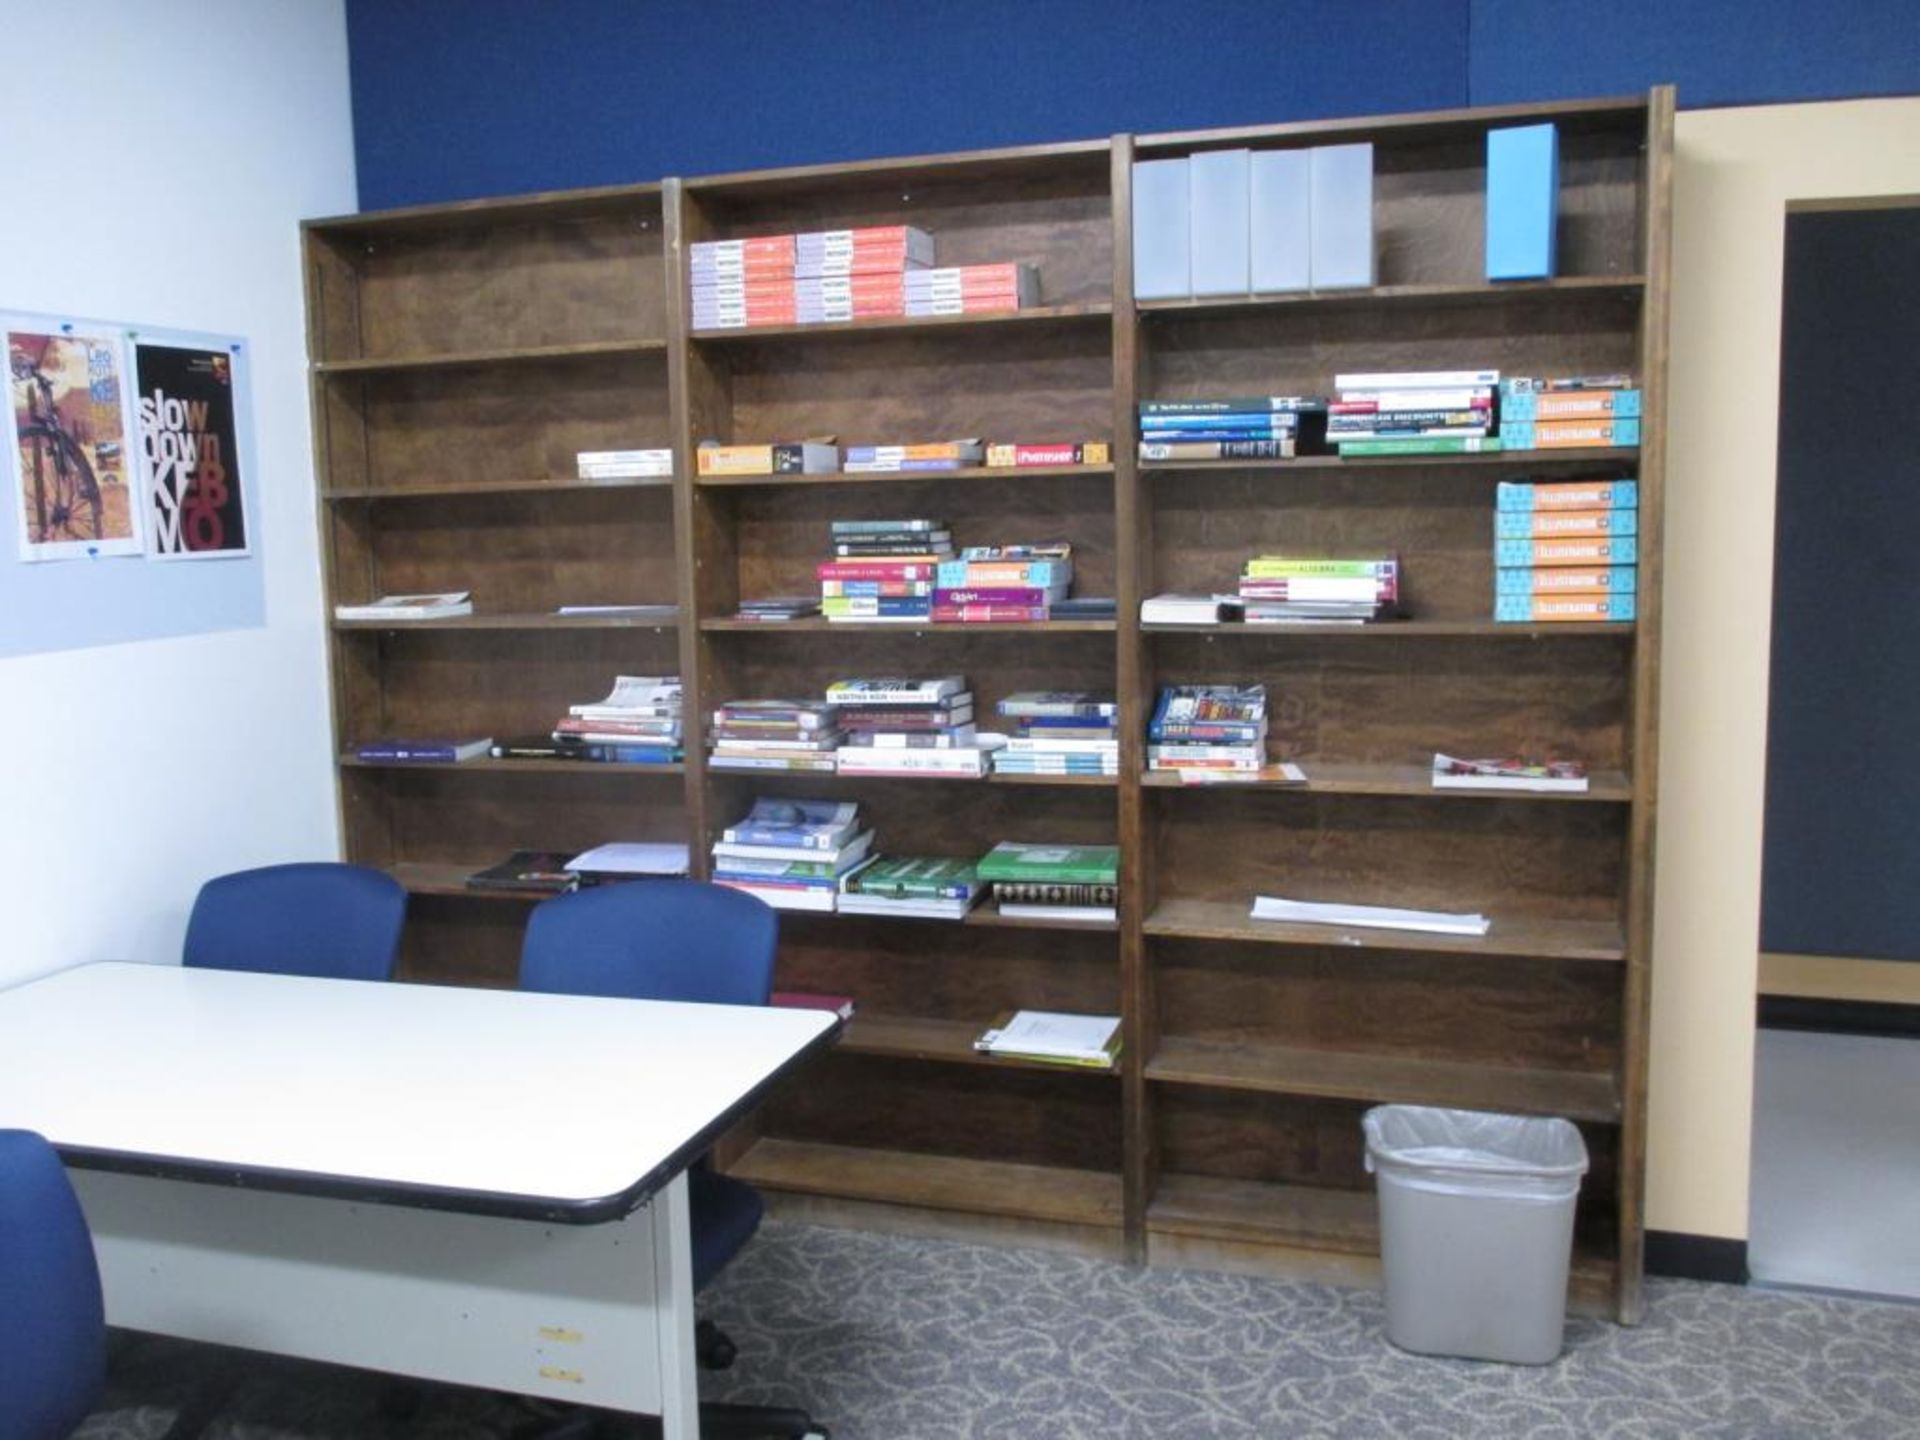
[
  {"x1": 182, "y1": 862, "x2": 406, "y2": 980},
  {"x1": 0, "y1": 1130, "x2": 106, "y2": 1440},
  {"x1": 518, "y1": 880, "x2": 826, "y2": 1440}
]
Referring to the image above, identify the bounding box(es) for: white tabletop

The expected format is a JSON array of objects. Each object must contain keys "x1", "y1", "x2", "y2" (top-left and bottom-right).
[{"x1": 0, "y1": 962, "x2": 836, "y2": 1221}]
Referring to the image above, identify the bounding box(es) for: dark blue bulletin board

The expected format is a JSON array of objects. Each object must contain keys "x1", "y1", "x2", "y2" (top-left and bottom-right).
[{"x1": 1761, "y1": 202, "x2": 1920, "y2": 961}]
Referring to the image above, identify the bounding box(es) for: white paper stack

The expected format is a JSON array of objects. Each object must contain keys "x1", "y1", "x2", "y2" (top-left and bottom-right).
[{"x1": 1250, "y1": 895, "x2": 1490, "y2": 936}]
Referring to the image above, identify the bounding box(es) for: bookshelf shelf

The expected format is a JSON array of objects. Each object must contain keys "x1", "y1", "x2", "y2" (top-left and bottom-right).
[
  {"x1": 334, "y1": 611, "x2": 681, "y2": 633},
  {"x1": 1139, "y1": 763, "x2": 1633, "y2": 801},
  {"x1": 307, "y1": 87, "x2": 1669, "y2": 1320},
  {"x1": 1142, "y1": 897, "x2": 1626, "y2": 963},
  {"x1": 840, "y1": 1014, "x2": 1120, "y2": 1075},
  {"x1": 1141, "y1": 620, "x2": 1635, "y2": 639},
  {"x1": 1136, "y1": 275, "x2": 1645, "y2": 319},
  {"x1": 340, "y1": 754, "x2": 684, "y2": 777},
  {"x1": 1139, "y1": 446, "x2": 1642, "y2": 475},
  {"x1": 694, "y1": 462, "x2": 1115, "y2": 489},
  {"x1": 323, "y1": 475, "x2": 673, "y2": 502},
  {"x1": 731, "y1": 1137, "x2": 1124, "y2": 1230},
  {"x1": 1145, "y1": 1036, "x2": 1622, "y2": 1121},
  {"x1": 313, "y1": 338, "x2": 668, "y2": 374},
  {"x1": 689, "y1": 302, "x2": 1111, "y2": 344}
]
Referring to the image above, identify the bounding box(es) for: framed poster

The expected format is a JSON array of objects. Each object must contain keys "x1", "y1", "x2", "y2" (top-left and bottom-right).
[
  {"x1": 136, "y1": 341, "x2": 249, "y2": 559},
  {"x1": 5, "y1": 319, "x2": 144, "y2": 561}
]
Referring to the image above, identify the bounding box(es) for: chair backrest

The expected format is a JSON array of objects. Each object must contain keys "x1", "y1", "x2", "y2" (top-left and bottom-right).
[
  {"x1": 182, "y1": 862, "x2": 407, "y2": 982},
  {"x1": 519, "y1": 880, "x2": 777, "y2": 1006},
  {"x1": 0, "y1": 1130, "x2": 105, "y2": 1440}
]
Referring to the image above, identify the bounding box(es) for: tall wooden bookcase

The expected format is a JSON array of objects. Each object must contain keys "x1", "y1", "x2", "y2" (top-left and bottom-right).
[{"x1": 304, "y1": 88, "x2": 1672, "y2": 1322}]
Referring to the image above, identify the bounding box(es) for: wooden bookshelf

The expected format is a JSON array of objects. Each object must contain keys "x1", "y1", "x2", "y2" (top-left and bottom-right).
[{"x1": 304, "y1": 88, "x2": 1670, "y2": 1323}]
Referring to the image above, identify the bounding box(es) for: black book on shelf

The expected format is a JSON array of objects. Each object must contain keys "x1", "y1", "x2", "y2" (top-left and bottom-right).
[
  {"x1": 1051, "y1": 596, "x2": 1118, "y2": 619},
  {"x1": 465, "y1": 850, "x2": 581, "y2": 894}
]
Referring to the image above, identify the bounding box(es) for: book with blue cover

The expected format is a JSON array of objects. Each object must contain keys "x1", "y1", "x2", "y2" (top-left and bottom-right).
[{"x1": 721, "y1": 797, "x2": 863, "y2": 850}]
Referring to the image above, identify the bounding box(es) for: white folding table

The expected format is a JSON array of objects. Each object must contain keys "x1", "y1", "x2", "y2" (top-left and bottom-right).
[{"x1": 0, "y1": 960, "x2": 838, "y2": 1438}]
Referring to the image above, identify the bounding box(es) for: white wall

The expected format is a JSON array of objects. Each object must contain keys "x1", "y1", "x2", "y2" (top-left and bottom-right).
[
  {"x1": 1651, "y1": 98, "x2": 1920, "y2": 1239},
  {"x1": 0, "y1": 0, "x2": 355, "y2": 986}
]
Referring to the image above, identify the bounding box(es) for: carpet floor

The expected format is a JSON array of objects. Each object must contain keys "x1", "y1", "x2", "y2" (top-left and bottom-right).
[{"x1": 75, "y1": 1218, "x2": 1920, "y2": 1439}]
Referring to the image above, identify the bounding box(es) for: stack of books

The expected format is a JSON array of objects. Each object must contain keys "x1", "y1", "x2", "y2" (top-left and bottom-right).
[
  {"x1": 708, "y1": 698, "x2": 842, "y2": 772},
  {"x1": 732, "y1": 595, "x2": 820, "y2": 622},
  {"x1": 1147, "y1": 684, "x2": 1267, "y2": 773},
  {"x1": 576, "y1": 448, "x2": 671, "y2": 480},
  {"x1": 831, "y1": 676, "x2": 998, "y2": 777},
  {"x1": 1494, "y1": 479, "x2": 1638, "y2": 623},
  {"x1": 837, "y1": 856, "x2": 983, "y2": 920},
  {"x1": 819, "y1": 519, "x2": 952, "y2": 623},
  {"x1": 976, "y1": 842, "x2": 1120, "y2": 923},
  {"x1": 549, "y1": 675, "x2": 683, "y2": 763},
  {"x1": 903, "y1": 262, "x2": 1039, "y2": 316},
  {"x1": 1239, "y1": 554, "x2": 1400, "y2": 625},
  {"x1": 933, "y1": 543, "x2": 1072, "y2": 624},
  {"x1": 984, "y1": 441, "x2": 1110, "y2": 469},
  {"x1": 1136, "y1": 396, "x2": 1324, "y2": 463},
  {"x1": 1499, "y1": 375, "x2": 1641, "y2": 451},
  {"x1": 710, "y1": 798, "x2": 875, "y2": 912},
  {"x1": 992, "y1": 692, "x2": 1119, "y2": 779},
  {"x1": 688, "y1": 227, "x2": 935, "y2": 330},
  {"x1": 841, "y1": 439, "x2": 982, "y2": 474},
  {"x1": 1328, "y1": 370, "x2": 1500, "y2": 457},
  {"x1": 1432, "y1": 753, "x2": 1590, "y2": 793},
  {"x1": 334, "y1": 591, "x2": 472, "y2": 622}
]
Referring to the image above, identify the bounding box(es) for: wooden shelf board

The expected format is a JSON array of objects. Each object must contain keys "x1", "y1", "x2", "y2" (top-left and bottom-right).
[
  {"x1": 986, "y1": 771, "x2": 1118, "y2": 788},
  {"x1": 840, "y1": 1014, "x2": 1120, "y2": 1075},
  {"x1": 1138, "y1": 276, "x2": 1644, "y2": 319},
  {"x1": 334, "y1": 611, "x2": 681, "y2": 633},
  {"x1": 702, "y1": 617, "x2": 1115, "y2": 634},
  {"x1": 1137, "y1": 94, "x2": 1650, "y2": 154},
  {"x1": 1141, "y1": 763, "x2": 1632, "y2": 802},
  {"x1": 695, "y1": 462, "x2": 1114, "y2": 488},
  {"x1": 729, "y1": 1137, "x2": 1124, "y2": 1229},
  {"x1": 1141, "y1": 447, "x2": 1640, "y2": 475},
  {"x1": 323, "y1": 475, "x2": 672, "y2": 501},
  {"x1": 313, "y1": 338, "x2": 668, "y2": 375},
  {"x1": 706, "y1": 766, "x2": 1113, "y2": 789},
  {"x1": 304, "y1": 180, "x2": 663, "y2": 237},
  {"x1": 340, "y1": 754, "x2": 682, "y2": 777},
  {"x1": 685, "y1": 137, "x2": 1112, "y2": 197},
  {"x1": 1143, "y1": 896, "x2": 1626, "y2": 963},
  {"x1": 1146, "y1": 1036, "x2": 1622, "y2": 1121},
  {"x1": 1141, "y1": 619, "x2": 1636, "y2": 639},
  {"x1": 767, "y1": 902, "x2": 1117, "y2": 934},
  {"x1": 690, "y1": 303, "x2": 1111, "y2": 343}
]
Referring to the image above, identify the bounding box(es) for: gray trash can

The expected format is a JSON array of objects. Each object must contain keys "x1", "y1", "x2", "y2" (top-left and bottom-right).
[{"x1": 1362, "y1": 1104, "x2": 1589, "y2": 1364}]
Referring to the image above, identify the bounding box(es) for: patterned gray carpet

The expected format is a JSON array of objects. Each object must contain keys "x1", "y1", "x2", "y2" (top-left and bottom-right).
[{"x1": 77, "y1": 1218, "x2": 1920, "y2": 1439}]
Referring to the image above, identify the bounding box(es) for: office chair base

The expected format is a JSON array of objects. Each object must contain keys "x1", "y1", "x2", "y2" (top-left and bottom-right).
[{"x1": 699, "y1": 1399, "x2": 830, "y2": 1439}]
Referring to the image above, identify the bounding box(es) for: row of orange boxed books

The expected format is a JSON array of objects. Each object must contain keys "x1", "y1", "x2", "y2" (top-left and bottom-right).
[{"x1": 1494, "y1": 478, "x2": 1637, "y2": 623}]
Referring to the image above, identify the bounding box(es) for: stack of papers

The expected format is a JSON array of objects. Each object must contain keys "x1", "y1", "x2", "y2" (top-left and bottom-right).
[
  {"x1": 974, "y1": 1010, "x2": 1121, "y2": 1068},
  {"x1": 564, "y1": 843, "x2": 691, "y2": 879},
  {"x1": 1250, "y1": 895, "x2": 1491, "y2": 936}
]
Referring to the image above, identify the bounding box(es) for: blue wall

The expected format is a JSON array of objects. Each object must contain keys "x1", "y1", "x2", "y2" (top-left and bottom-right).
[{"x1": 346, "y1": 0, "x2": 1920, "y2": 210}]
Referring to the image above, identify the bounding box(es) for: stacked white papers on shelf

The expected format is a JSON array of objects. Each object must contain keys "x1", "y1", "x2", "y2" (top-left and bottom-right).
[
  {"x1": 1250, "y1": 894, "x2": 1490, "y2": 936},
  {"x1": 564, "y1": 842, "x2": 691, "y2": 877}
]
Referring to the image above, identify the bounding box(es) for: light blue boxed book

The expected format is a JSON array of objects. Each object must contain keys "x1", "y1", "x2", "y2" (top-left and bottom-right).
[
  {"x1": 1250, "y1": 150, "x2": 1311, "y2": 292},
  {"x1": 1309, "y1": 144, "x2": 1374, "y2": 289},
  {"x1": 1132, "y1": 158, "x2": 1191, "y2": 300},
  {"x1": 1189, "y1": 149, "x2": 1251, "y2": 296},
  {"x1": 1496, "y1": 479, "x2": 1639, "y2": 511},
  {"x1": 1496, "y1": 592, "x2": 1636, "y2": 623},
  {"x1": 1495, "y1": 509, "x2": 1639, "y2": 540},
  {"x1": 1501, "y1": 417, "x2": 1641, "y2": 449},
  {"x1": 1496, "y1": 565, "x2": 1637, "y2": 596},
  {"x1": 1486, "y1": 123, "x2": 1558, "y2": 281},
  {"x1": 1500, "y1": 388, "x2": 1642, "y2": 421},
  {"x1": 1495, "y1": 536, "x2": 1638, "y2": 568}
]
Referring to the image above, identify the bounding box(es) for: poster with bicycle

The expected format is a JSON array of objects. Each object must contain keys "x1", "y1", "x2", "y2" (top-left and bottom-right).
[
  {"x1": 135, "y1": 341, "x2": 249, "y2": 559},
  {"x1": 5, "y1": 318, "x2": 144, "y2": 561}
]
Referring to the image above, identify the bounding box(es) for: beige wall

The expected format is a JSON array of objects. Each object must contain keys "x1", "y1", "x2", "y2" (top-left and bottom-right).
[{"x1": 1652, "y1": 98, "x2": 1920, "y2": 1240}]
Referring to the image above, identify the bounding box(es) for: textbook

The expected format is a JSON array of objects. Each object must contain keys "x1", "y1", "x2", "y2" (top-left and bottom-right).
[
  {"x1": 334, "y1": 591, "x2": 471, "y2": 621},
  {"x1": 721, "y1": 797, "x2": 862, "y2": 850},
  {"x1": 974, "y1": 1010, "x2": 1121, "y2": 1068},
  {"x1": 465, "y1": 850, "x2": 580, "y2": 894},
  {"x1": 355, "y1": 737, "x2": 490, "y2": 763}
]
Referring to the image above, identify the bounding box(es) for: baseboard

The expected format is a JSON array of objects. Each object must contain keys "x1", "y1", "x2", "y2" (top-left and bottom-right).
[
  {"x1": 1757, "y1": 994, "x2": 1920, "y2": 1039},
  {"x1": 1645, "y1": 1230, "x2": 1750, "y2": 1285}
]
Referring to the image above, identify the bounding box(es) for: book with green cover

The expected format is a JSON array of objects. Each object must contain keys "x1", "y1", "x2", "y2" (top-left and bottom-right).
[
  {"x1": 846, "y1": 855, "x2": 980, "y2": 899},
  {"x1": 975, "y1": 842, "x2": 1119, "y2": 886},
  {"x1": 1336, "y1": 436, "x2": 1502, "y2": 456}
]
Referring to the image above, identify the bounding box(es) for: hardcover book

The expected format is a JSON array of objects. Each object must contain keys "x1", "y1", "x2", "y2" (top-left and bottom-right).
[
  {"x1": 334, "y1": 591, "x2": 472, "y2": 621},
  {"x1": 465, "y1": 851, "x2": 580, "y2": 894},
  {"x1": 976, "y1": 842, "x2": 1119, "y2": 886}
]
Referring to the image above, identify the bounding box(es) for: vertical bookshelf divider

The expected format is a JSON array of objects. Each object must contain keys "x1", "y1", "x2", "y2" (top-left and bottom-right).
[{"x1": 306, "y1": 93, "x2": 1668, "y2": 1320}]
